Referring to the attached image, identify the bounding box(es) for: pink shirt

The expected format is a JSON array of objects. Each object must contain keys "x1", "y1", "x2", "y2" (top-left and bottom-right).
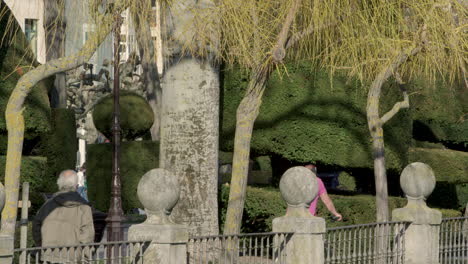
[{"x1": 309, "y1": 177, "x2": 326, "y2": 216}]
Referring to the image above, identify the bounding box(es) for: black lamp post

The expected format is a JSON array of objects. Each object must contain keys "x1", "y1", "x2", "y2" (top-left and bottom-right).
[{"x1": 106, "y1": 11, "x2": 124, "y2": 243}]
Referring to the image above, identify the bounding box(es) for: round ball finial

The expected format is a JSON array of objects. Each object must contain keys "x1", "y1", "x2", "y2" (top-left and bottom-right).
[
  {"x1": 137, "y1": 169, "x2": 180, "y2": 218},
  {"x1": 279, "y1": 166, "x2": 318, "y2": 207},
  {"x1": 400, "y1": 162, "x2": 436, "y2": 199}
]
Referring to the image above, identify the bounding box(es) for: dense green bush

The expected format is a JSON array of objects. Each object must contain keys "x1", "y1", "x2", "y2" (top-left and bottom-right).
[
  {"x1": 409, "y1": 148, "x2": 468, "y2": 183},
  {"x1": 93, "y1": 92, "x2": 154, "y2": 140},
  {"x1": 218, "y1": 185, "x2": 461, "y2": 232},
  {"x1": 0, "y1": 156, "x2": 48, "y2": 213},
  {"x1": 221, "y1": 64, "x2": 412, "y2": 169},
  {"x1": 0, "y1": 3, "x2": 52, "y2": 155},
  {"x1": 35, "y1": 109, "x2": 77, "y2": 185},
  {"x1": 87, "y1": 141, "x2": 159, "y2": 212}
]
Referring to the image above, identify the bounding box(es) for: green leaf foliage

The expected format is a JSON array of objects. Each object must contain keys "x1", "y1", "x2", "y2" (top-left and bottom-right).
[
  {"x1": 0, "y1": 3, "x2": 52, "y2": 149},
  {"x1": 0, "y1": 156, "x2": 47, "y2": 213},
  {"x1": 409, "y1": 148, "x2": 468, "y2": 183},
  {"x1": 35, "y1": 109, "x2": 77, "y2": 183},
  {"x1": 219, "y1": 185, "x2": 462, "y2": 232},
  {"x1": 86, "y1": 141, "x2": 159, "y2": 212},
  {"x1": 93, "y1": 92, "x2": 154, "y2": 140},
  {"x1": 221, "y1": 63, "x2": 412, "y2": 169}
]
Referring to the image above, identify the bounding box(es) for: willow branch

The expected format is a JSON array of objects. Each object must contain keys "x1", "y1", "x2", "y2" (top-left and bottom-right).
[
  {"x1": 271, "y1": 0, "x2": 302, "y2": 62},
  {"x1": 381, "y1": 91, "x2": 409, "y2": 124}
]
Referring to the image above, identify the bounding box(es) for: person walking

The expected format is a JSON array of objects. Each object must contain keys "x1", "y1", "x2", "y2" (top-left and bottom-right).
[
  {"x1": 33, "y1": 170, "x2": 95, "y2": 263},
  {"x1": 305, "y1": 164, "x2": 343, "y2": 221}
]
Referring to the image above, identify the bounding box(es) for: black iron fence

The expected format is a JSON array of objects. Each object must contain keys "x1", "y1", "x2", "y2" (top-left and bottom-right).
[
  {"x1": 439, "y1": 217, "x2": 468, "y2": 264},
  {"x1": 14, "y1": 240, "x2": 151, "y2": 264},
  {"x1": 325, "y1": 221, "x2": 410, "y2": 264},
  {"x1": 187, "y1": 232, "x2": 293, "y2": 263}
]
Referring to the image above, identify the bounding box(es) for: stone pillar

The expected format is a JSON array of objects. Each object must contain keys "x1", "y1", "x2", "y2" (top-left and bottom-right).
[
  {"x1": 272, "y1": 166, "x2": 326, "y2": 264},
  {"x1": 128, "y1": 169, "x2": 188, "y2": 264},
  {"x1": 392, "y1": 162, "x2": 442, "y2": 264},
  {"x1": 0, "y1": 235, "x2": 13, "y2": 264}
]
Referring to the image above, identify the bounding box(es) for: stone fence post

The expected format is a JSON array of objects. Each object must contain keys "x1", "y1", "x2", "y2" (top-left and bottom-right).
[
  {"x1": 273, "y1": 166, "x2": 326, "y2": 264},
  {"x1": 128, "y1": 169, "x2": 188, "y2": 264},
  {"x1": 392, "y1": 162, "x2": 442, "y2": 264}
]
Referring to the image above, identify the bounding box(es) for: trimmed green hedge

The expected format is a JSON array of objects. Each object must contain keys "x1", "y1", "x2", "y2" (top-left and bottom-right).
[
  {"x1": 409, "y1": 148, "x2": 468, "y2": 183},
  {"x1": 93, "y1": 92, "x2": 154, "y2": 140},
  {"x1": 221, "y1": 64, "x2": 411, "y2": 169},
  {"x1": 87, "y1": 141, "x2": 159, "y2": 212},
  {"x1": 219, "y1": 185, "x2": 462, "y2": 232},
  {"x1": 0, "y1": 3, "x2": 52, "y2": 153},
  {"x1": 35, "y1": 109, "x2": 77, "y2": 185},
  {"x1": 0, "y1": 156, "x2": 48, "y2": 213}
]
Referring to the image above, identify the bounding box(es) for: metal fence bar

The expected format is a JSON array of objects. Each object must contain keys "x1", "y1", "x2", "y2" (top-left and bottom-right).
[
  {"x1": 439, "y1": 217, "x2": 468, "y2": 264},
  {"x1": 324, "y1": 221, "x2": 410, "y2": 264},
  {"x1": 14, "y1": 240, "x2": 151, "y2": 264}
]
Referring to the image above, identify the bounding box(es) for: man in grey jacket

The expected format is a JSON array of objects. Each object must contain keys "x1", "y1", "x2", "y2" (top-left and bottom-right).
[{"x1": 33, "y1": 170, "x2": 95, "y2": 262}]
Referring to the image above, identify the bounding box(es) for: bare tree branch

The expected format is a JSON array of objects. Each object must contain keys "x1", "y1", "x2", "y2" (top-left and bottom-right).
[{"x1": 271, "y1": 0, "x2": 302, "y2": 62}]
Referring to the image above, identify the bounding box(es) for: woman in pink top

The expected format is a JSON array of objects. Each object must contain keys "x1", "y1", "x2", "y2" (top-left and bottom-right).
[{"x1": 305, "y1": 164, "x2": 343, "y2": 221}]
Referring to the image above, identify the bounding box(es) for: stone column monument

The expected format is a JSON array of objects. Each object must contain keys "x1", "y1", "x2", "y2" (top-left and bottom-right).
[
  {"x1": 128, "y1": 169, "x2": 189, "y2": 264},
  {"x1": 392, "y1": 162, "x2": 442, "y2": 264},
  {"x1": 273, "y1": 166, "x2": 326, "y2": 264}
]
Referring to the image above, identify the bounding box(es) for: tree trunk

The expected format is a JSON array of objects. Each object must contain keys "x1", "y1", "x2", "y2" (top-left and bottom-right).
[
  {"x1": 131, "y1": 1, "x2": 162, "y2": 141},
  {"x1": 44, "y1": 0, "x2": 67, "y2": 108},
  {"x1": 366, "y1": 48, "x2": 419, "y2": 222},
  {"x1": 223, "y1": 67, "x2": 270, "y2": 235},
  {"x1": 0, "y1": 3, "x2": 127, "y2": 236},
  {"x1": 160, "y1": 58, "x2": 220, "y2": 236}
]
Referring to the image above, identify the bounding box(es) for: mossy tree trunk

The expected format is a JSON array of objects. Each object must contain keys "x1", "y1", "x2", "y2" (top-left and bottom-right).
[
  {"x1": 367, "y1": 47, "x2": 420, "y2": 222},
  {"x1": 223, "y1": 0, "x2": 303, "y2": 235},
  {"x1": 0, "y1": 3, "x2": 128, "y2": 237}
]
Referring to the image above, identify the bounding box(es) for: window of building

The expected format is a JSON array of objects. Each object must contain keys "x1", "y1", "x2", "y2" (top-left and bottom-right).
[{"x1": 25, "y1": 19, "x2": 38, "y2": 56}]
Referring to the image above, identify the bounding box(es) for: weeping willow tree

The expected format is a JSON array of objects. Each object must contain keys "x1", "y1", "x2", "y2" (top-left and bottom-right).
[
  {"x1": 0, "y1": 0, "x2": 140, "y2": 237},
  {"x1": 320, "y1": 0, "x2": 467, "y2": 221},
  {"x1": 188, "y1": 0, "x2": 467, "y2": 232}
]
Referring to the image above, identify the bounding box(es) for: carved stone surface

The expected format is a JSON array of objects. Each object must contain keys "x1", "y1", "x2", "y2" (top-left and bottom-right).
[
  {"x1": 137, "y1": 168, "x2": 180, "y2": 224},
  {"x1": 279, "y1": 166, "x2": 318, "y2": 208},
  {"x1": 400, "y1": 162, "x2": 436, "y2": 200}
]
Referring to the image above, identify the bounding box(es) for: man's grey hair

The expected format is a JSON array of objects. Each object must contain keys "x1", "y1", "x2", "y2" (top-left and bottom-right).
[{"x1": 57, "y1": 170, "x2": 79, "y2": 192}]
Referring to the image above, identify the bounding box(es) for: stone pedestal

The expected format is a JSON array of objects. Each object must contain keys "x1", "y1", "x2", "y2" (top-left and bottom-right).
[
  {"x1": 272, "y1": 166, "x2": 326, "y2": 264},
  {"x1": 392, "y1": 162, "x2": 442, "y2": 264},
  {"x1": 128, "y1": 168, "x2": 189, "y2": 264},
  {"x1": 129, "y1": 224, "x2": 188, "y2": 264},
  {"x1": 0, "y1": 235, "x2": 13, "y2": 264}
]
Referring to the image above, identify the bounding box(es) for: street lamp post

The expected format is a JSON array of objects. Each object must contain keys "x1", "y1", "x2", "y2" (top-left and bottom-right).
[{"x1": 106, "y1": 12, "x2": 124, "y2": 243}]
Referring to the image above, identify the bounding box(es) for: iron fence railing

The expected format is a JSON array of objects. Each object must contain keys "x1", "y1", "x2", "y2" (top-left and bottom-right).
[
  {"x1": 187, "y1": 232, "x2": 293, "y2": 263},
  {"x1": 439, "y1": 217, "x2": 468, "y2": 264},
  {"x1": 325, "y1": 221, "x2": 411, "y2": 264},
  {"x1": 14, "y1": 240, "x2": 151, "y2": 264}
]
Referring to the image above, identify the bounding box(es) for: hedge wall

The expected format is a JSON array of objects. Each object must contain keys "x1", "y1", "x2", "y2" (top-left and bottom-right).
[
  {"x1": 87, "y1": 141, "x2": 159, "y2": 212},
  {"x1": 409, "y1": 148, "x2": 468, "y2": 183},
  {"x1": 0, "y1": 3, "x2": 52, "y2": 155},
  {"x1": 0, "y1": 156, "x2": 48, "y2": 213},
  {"x1": 35, "y1": 109, "x2": 77, "y2": 183},
  {"x1": 410, "y1": 78, "x2": 467, "y2": 145},
  {"x1": 218, "y1": 185, "x2": 462, "y2": 233},
  {"x1": 221, "y1": 63, "x2": 412, "y2": 169},
  {"x1": 409, "y1": 147, "x2": 468, "y2": 210}
]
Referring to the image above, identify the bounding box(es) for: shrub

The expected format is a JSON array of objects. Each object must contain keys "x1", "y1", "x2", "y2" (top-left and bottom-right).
[
  {"x1": 0, "y1": 156, "x2": 48, "y2": 214},
  {"x1": 409, "y1": 148, "x2": 468, "y2": 183},
  {"x1": 218, "y1": 185, "x2": 461, "y2": 232},
  {"x1": 93, "y1": 92, "x2": 154, "y2": 140},
  {"x1": 35, "y1": 109, "x2": 77, "y2": 185},
  {"x1": 0, "y1": 5, "x2": 52, "y2": 154},
  {"x1": 87, "y1": 141, "x2": 159, "y2": 212},
  {"x1": 338, "y1": 171, "x2": 356, "y2": 191},
  {"x1": 221, "y1": 64, "x2": 411, "y2": 170}
]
